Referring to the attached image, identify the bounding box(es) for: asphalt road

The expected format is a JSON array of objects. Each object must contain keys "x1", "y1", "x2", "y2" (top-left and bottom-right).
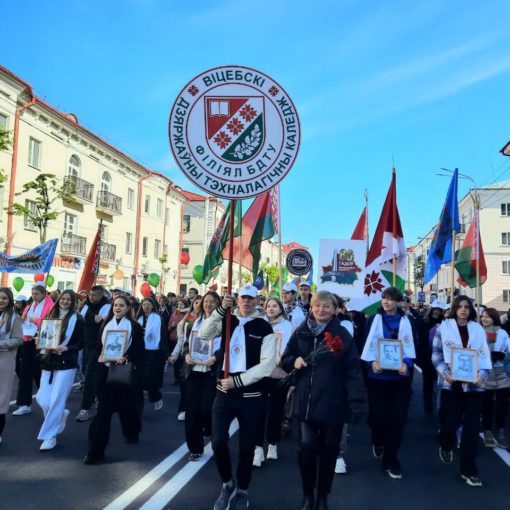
[{"x1": 1, "y1": 368, "x2": 509, "y2": 510}]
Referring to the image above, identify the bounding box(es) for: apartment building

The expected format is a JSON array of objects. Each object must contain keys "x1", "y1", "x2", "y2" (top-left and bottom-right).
[{"x1": 0, "y1": 65, "x2": 186, "y2": 295}]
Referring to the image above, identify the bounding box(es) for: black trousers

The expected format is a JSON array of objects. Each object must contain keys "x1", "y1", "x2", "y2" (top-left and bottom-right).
[
  {"x1": 255, "y1": 378, "x2": 288, "y2": 446},
  {"x1": 175, "y1": 357, "x2": 187, "y2": 413},
  {"x1": 0, "y1": 414, "x2": 5, "y2": 435},
  {"x1": 144, "y1": 351, "x2": 164, "y2": 403},
  {"x1": 88, "y1": 383, "x2": 142, "y2": 457},
  {"x1": 482, "y1": 388, "x2": 510, "y2": 430},
  {"x1": 438, "y1": 388, "x2": 483, "y2": 476},
  {"x1": 15, "y1": 341, "x2": 41, "y2": 406},
  {"x1": 367, "y1": 377, "x2": 411, "y2": 470},
  {"x1": 81, "y1": 346, "x2": 102, "y2": 410},
  {"x1": 185, "y1": 371, "x2": 216, "y2": 454},
  {"x1": 211, "y1": 390, "x2": 265, "y2": 490},
  {"x1": 298, "y1": 421, "x2": 342, "y2": 498}
]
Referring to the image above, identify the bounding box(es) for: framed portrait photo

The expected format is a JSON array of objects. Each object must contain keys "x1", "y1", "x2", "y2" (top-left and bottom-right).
[
  {"x1": 377, "y1": 338, "x2": 404, "y2": 371},
  {"x1": 37, "y1": 319, "x2": 63, "y2": 350},
  {"x1": 101, "y1": 330, "x2": 128, "y2": 362},
  {"x1": 190, "y1": 331, "x2": 212, "y2": 364},
  {"x1": 450, "y1": 347, "x2": 478, "y2": 383}
]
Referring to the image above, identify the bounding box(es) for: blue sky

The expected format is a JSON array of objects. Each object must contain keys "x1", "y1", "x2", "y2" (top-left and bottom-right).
[{"x1": 3, "y1": 0, "x2": 510, "y2": 261}]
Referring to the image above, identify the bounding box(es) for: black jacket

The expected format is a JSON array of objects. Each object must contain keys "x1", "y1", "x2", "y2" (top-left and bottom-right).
[
  {"x1": 40, "y1": 314, "x2": 85, "y2": 371},
  {"x1": 80, "y1": 297, "x2": 110, "y2": 349},
  {"x1": 282, "y1": 317, "x2": 365, "y2": 426}
]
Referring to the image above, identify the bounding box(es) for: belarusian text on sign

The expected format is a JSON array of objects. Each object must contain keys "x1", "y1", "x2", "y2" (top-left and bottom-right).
[{"x1": 169, "y1": 66, "x2": 301, "y2": 199}]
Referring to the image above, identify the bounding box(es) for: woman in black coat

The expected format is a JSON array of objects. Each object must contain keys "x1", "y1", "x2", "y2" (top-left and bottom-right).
[
  {"x1": 85, "y1": 295, "x2": 145, "y2": 464},
  {"x1": 282, "y1": 291, "x2": 364, "y2": 510},
  {"x1": 36, "y1": 289, "x2": 85, "y2": 451}
]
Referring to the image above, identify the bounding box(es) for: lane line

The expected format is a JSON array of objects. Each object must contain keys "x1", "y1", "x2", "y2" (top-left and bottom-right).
[
  {"x1": 478, "y1": 433, "x2": 510, "y2": 468},
  {"x1": 139, "y1": 421, "x2": 240, "y2": 510},
  {"x1": 103, "y1": 443, "x2": 189, "y2": 510}
]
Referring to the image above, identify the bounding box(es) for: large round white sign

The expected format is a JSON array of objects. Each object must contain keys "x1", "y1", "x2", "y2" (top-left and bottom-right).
[{"x1": 169, "y1": 65, "x2": 300, "y2": 199}]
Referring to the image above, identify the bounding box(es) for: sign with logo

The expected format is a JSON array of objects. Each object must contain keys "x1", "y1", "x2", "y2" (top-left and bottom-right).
[
  {"x1": 286, "y1": 249, "x2": 313, "y2": 275},
  {"x1": 318, "y1": 239, "x2": 366, "y2": 298},
  {"x1": 169, "y1": 66, "x2": 300, "y2": 199}
]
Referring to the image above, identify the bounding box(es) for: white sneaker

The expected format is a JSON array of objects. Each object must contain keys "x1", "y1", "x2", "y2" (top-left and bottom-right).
[
  {"x1": 40, "y1": 438, "x2": 57, "y2": 451},
  {"x1": 177, "y1": 411, "x2": 185, "y2": 421},
  {"x1": 12, "y1": 406, "x2": 32, "y2": 416},
  {"x1": 335, "y1": 457, "x2": 347, "y2": 474},
  {"x1": 267, "y1": 444, "x2": 278, "y2": 460},
  {"x1": 154, "y1": 400, "x2": 164, "y2": 411},
  {"x1": 58, "y1": 409, "x2": 70, "y2": 434},
  {"x1": 252, "y1": 446, "x2": 265, "y2": 467}
]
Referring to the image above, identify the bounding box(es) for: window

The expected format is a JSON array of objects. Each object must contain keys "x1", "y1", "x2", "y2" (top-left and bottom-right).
[
  {"x1": 28, "y1": 137, "x2": 41, "y2": 168},
  {"x1": 125, "y1": 232, "x2": 133, "y2": 254},
  {"x1": 144, "y1": 195, "x2": 151, "y2": 214},
  {"x1": 157, "y1": 198, "x2": 163, "y2": 218},
  {"x1": 502, "y1": 204, "x2": 510, "y2": 216},
  {"x1": 99, "y1": 224, "x2": 108, "y2": 242},
  {"x1": 154, "y1": 239, "x2": 161, "y2": 258},
  {"x1": 127, "y1": 188, "x2": 135, "y2": 210},
  {"x1": 24, "y1": 200, "x2": 37, "y2": 230},
  {"x1": 0, "y1": 112, "x2": 7, "y2": 129},
  {"x1": 142, "y1": 236, "x2": 148, "y2": 257},
  {"x1": 64, "y1": 213, "x2": 77, "y2": 234},
  {"x1": 123, "y1": 277, "x2": 130, "y2": 292},
  {"x1": 504, "y1": 290, "x2": 510, "y2": 303},
  {"x1": 183, "y1": 215, "x2": 191, "y2": 233},
  {"x1": 502, "y1": 233, "x2": 510, "y2": 245},
  {"x1": 68, "y1": 154, "x2": 81, "y2": 177},
  {"x1": 100, "y1": 171, "x2": 111, "y2": 192},
  {"x1": 504, "y1": 261, "x2": 510, "y2": 274}
]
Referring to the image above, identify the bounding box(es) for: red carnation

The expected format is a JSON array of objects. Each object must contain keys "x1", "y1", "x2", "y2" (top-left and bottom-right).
[{"x1": 324, "y1": 331, "x2": 344, "y2": 355}]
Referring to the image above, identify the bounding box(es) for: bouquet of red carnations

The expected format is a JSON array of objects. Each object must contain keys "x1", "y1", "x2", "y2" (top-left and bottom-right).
[{"x1": 279, "y1": 331, "x2": 344, "y2": 386}]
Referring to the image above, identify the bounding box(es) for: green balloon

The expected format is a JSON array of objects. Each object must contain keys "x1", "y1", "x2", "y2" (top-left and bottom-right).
[
  {"x1": 13, "y1": 277, "x2": 24, "y2": 292},
  {"x1": 147, "y1": 273, "x2": 160, "y2": 287},
  {"x1": 46, "y1": 274, "x2": 55, "y2": 287},
  {"x1": 192, "y1": 265, "x2": 204, "y2": 285}
]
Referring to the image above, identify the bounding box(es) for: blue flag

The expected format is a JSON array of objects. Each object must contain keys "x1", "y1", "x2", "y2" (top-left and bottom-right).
[
  {"x1": 0, "y1": 238, "x2": 58, "y2": 273},
  {"x1": 424, "y1": 169, "x2": 460, "y2": 283},
  {"x1": 253, "y1": 271, "x2": 264, "y2": 290}
]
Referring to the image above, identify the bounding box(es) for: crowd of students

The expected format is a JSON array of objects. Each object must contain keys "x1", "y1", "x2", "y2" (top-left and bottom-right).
[{"x1": 0, "y1": 280, "x2": 509, "y2": 510}]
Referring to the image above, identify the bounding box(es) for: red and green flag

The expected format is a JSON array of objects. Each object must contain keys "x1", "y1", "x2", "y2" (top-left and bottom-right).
[
  {"x1": 202, "y1": 201, "x2": 242, "y2": 284},
  {"x1": 455, "y1": 214, "x2": 487, "y2": 288}
]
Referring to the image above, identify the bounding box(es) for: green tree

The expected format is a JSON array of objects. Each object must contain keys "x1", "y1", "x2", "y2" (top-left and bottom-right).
[
  {"x1": 6, "y1": 173, "x2": 73, "y2": 243},
  {"x1": 414, "y1": 255, "x2": 425, "y2": 291},
  {"x1": 241, "y1": 271, "x2": 251, "y2": 284},
  {"x1": 0, "y1": 127, "x2": 13, "y2": 184}
]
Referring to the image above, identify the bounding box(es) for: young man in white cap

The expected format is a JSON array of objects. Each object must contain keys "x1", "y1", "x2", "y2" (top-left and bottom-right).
[
  {"x1": 282, "y1": 283, "x2": 306, "y2": 331},
  {"x1": 297, "y1": 281, "x2": 312, "y2": 317},
  {"x1": 200, "y1": 284, "x2": 277, "y2": 510}
]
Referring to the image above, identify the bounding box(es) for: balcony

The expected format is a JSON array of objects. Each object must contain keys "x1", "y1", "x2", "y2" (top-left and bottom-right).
[
  {"x1": 63, "y1": 175, "x2": 94, "y2": 204},
  {"x1": 61, "y1": 232, "x2": 87, "y2": 256},
  {"x1": 96, "y1": 190, "x2": 122, "y2": 215},
  {"x1": 100, "y1": 242, "x2": 117, "y2": 261}
]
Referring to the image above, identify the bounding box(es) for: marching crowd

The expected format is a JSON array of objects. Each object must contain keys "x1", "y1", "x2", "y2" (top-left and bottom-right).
[{"x1": 0, "y1": 280, "x2": 509, "y2": 510}]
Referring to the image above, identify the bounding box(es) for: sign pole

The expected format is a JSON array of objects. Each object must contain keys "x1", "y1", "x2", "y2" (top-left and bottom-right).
[
  {"x1": 278, "y1": 185, "x2": 282, "y2": 298},
  {"x1": 392, "y1": 255, "x2": 396, "y2": 287},
  {"x1": 223, "y1": 200, "x2": 236, "y2": 379},
  {"x1": 450, "y1": 230, "x2": 456, "y2": 304}
]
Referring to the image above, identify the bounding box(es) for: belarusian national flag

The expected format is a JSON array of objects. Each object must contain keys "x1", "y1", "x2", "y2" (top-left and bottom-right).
[
  {"x1": 455, "y1": 214, "x2": 487, "y2": 288},
  {"x1": 203, "y1": 201, "x2": 242, "y2": 284},
  {"x1": 349, "y1": 170, "x2": 406, "y2": 315}
]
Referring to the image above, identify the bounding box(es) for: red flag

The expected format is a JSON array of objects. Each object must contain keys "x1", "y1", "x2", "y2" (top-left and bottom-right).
[
  {"x1": 224, "y1": 191, "x2": 277, "y2": 272},
  {"x1": 351, "y1": 206, "x2": 368, "y2": 241},
  {"x1": 366, "y1": 169, "x2": 405, "y2": 266},
  {"x1": 270, "y1": 185, "x2": 280, "y2": 235},
  {"x1": 78, "y1": 226, "x2": 101, "y2": 292},
  {"x1": 455, "y1": 214, "x2": 487, "y2": 288}
]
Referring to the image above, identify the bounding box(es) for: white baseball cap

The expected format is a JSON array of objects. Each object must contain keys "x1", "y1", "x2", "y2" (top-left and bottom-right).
[
  {"x1": 282, "y1": 282, "x2": 297, "y2": 292},
  {"x1": 430, "y1": 299, "x2": 449, "y2": 310},
  {"x1": 15, "y1": 294, "x2": 28, "y2": 302},
  {"x1": 299, "y1": 281, "x2": 311, "y2": 287},
  {"x1": 238, "y1": 284, "x2": 258, "y2": 298}
]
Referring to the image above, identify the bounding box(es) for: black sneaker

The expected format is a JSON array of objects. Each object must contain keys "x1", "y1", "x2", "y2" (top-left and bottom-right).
[
  {"x1": 386, "y1": 467, "x2": 402, "y2": 479},
  {"x1": 189, "y1": 452, "x2": 202, "y2": 461},
  {"x1": 228, "y1": 489, "x2": 249, "y2": 510},
  {"x1": 461, "y1": 474, "x2": 483, "y2": 487},
  {"x1": 372, "y1": 444, "x2": 384, "y2": 459},
  {"x1": 439, "y1": 447, "x2": 453, "y2": 464},
  {"x1": 213, "y1": 481, "x2": 235, "y2": 510},
  {"x1": 83, "y1": 453, "x2": 104, "y2": 465}
]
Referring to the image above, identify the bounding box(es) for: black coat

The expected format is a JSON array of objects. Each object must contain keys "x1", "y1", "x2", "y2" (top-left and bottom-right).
[
  {"x1": 40, "y1": 314, "x2": 85, "y2": 371},
  {"x1": 282, "y1": 317, "x2": 365, "y2": 426}
]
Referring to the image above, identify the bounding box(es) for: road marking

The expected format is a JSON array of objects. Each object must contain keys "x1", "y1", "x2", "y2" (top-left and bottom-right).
[
  {"x1": 139, "y1": 421, "x2": 239, "y2": 510},
  {"x1": 103, "y1": 443, "x2": 189, "y2": 510},
  {"x1": 478, "y1": 433, "x2": 510, "y2": 468}
]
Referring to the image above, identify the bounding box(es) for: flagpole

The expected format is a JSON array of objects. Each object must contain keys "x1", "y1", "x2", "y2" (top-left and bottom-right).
[
  {"x1": 238, "y1": 208, "x2": 243, "y2": 290},
  {"x1": 392, "y1": 255, "x2": 396, "y2": 286},
  {"x1": 450, "y1": 230, "x2": 456, "y2": 304},
  {"x1": 278, "y1": 185, "x2": 282, "y2": 298},
  {"x1": 475, "y1": 194, "x2": 481, "y2": 316},
  {"x1": 224, "y1": 200, "x2": 236, "y2": 379},
  {"x1": 364, "y1": 189, "x2": 369, "y2": 257},
  {"x1": 95, "y1": 219, "x2": 103, "y2": 286}
]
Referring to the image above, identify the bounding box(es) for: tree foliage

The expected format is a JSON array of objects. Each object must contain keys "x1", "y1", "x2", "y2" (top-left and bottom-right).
[
  {"x1": 0, "y1": 127, "x2": 12, "y2": 184},
  {"x1": 413, "y1": 255, "x2": 425, "y2": 290},
  {"x1": 6, "y1": 173, "x2": 73, "y2": 243}
]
